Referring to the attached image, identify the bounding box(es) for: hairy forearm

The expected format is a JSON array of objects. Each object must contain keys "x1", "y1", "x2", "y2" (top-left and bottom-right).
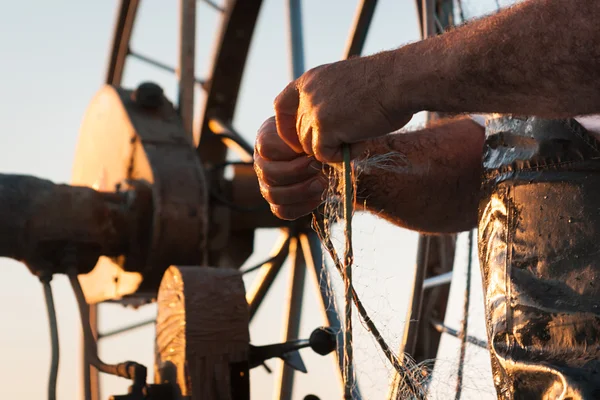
[
  {"x1": 387, "y1": 0, "x2": 600, "y2": 117},
  {"x1": 355, "y1": 117, "x2": 485, "y2": 234}
]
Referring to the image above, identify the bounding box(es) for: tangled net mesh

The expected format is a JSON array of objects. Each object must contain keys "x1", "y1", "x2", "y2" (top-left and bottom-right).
[{"x1": 312, "y1": 151, "x2": 436, "y2": 399}]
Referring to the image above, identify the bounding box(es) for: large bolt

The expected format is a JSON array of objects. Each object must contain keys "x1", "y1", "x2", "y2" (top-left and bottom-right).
[
  {"x1": 133, "y1": 81, "x2": 164, "y2": 109},
  {"x1": 309, "y1": 326, "x2": 337, "y2": 356}
]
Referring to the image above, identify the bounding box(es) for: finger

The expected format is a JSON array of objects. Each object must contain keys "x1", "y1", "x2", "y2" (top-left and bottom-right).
[
  {"x1": 254, "y1": 155, "x2": 323, "y2": 186},
  {"x1": 270, "y1": 198, "x2": 325, "y2": 221},
  {"x1": 260, "y1": 175, "x2": 327, "y2": 206},
  {"x1": 255, "y1": 117, "x2": 300, "y2": 161},
  {"x1": 274, "y1": 81, "x2": 303, "y2": 153},
  {"x1": 297, "y1": 111, "x2": 316, "y2": 157}
]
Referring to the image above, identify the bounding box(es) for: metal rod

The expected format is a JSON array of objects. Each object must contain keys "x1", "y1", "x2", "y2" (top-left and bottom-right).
[
  {"x1": 83, "y1": 303, "x2": 100, "y2": 400},
  {"x1": 343, "y1": 0, "x2": 378, "y2": 59},
  {"x1": 42, "y1": 279, "x2": 59, "y2": 400},
  {"x1": 300, "y1": 233, "x2": 363, "y2": 400},
  {"x1": 274, "y1": 236, "x2": 306, "y2": 400},
  {"x1": 98, "y1": 318, "x2": 156, "y2": 339},
  {"x1": 178, "y1": 0, "x2": 197, "y2": 139},
  {"x1": 105, "y1": 0, "x2": 141, "y2": 85},
  {"x1": 129, "y1": 50, "x2": 206, "y2": 88},
  {"x1": 208, "y1": 118, "x2": 255, "y2": 161},
  {"x1": 422, "y1": 0, "x2": 436, "y2": 38},
  {"x1": 401, "y1": 235, "x2": 431, "y2": 356},
  {"x1": 201, "y1": 0, "x2": 225, "y2": 13},
  {"x1": 422, "y1": 271, "x2": 453, "y2": 290},
  {"x1": 286, "y1": 0, "x2": 305, "y2": 79},
  {"x1": 430, "y1": 320, "x2": 487, "y2": 349},
  {"x1": 246, "y1": 232, "x2": 292, "y2": 320}
]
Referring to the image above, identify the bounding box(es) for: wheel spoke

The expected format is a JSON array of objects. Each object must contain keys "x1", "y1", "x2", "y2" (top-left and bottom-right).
[
  {"x1": 200, "y1": 0, "x2": 225, "y2": 13},
  {"x1": 97, "y1": 318, "x2": 156, "y2": 339},
  {"x1": 82, "y1": 304, "x2": 99, "y2": 400},
  {"x1": 106, "y1": 0, "x2": 141, "y2": 85},
  {"x1": 208, "y1": 118, "x2": 254, "y2": 161},
  {"x1": 430, "y1": 320, "x2": 487, "y2": 350},
  {"x1": 343, "y1": 0, "x2": 379, "y2": 59},
  {"x1": 300, "y1": 232, "x2": 364, "y2": 400},
  {"x1": 274, "y1": 236, "x2": 307, "y2": 400},
  {"x1": 247, "y1": 232, "x2": 292, "y2": 320},
  {"x1": 422, "y1": 271, "x2": 453, "y2": 290},
  {"x1": 178, "y1": 0, "x2": 197, "y2": 138},
  {"x1": 128, "y1": 49, "x2": 207, "y2": 88}
]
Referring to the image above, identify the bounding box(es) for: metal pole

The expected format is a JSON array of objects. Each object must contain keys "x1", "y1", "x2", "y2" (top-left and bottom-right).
[
  {"x1": 287, "y1": 0, "x2": 305, "y2": 80},
  {"x1": 246, "y1": 233, "x2": 291, "y2": 320},
  {"x1": 273, "y1": 237, "x2": 306, "y2": 400},
  {"x1": 271, "y1": 3, "x2": 307, "y2": 398},
  {"x1": 83, "y1": 303, "x2": 100, "y2": 400},
  {"x1": 342, "y1": 0, "x2": 378, "y2": 59},
  {"x1": 178, "y1": 0, "x2": 196, "y2": 139},
  {"x1": 300, "y1": 233, "x2": 363, "y2": 400}
]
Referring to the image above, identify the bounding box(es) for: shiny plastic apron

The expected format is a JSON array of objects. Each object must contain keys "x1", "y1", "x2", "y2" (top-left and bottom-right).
[{"x1": 478, "y1": 116, "x2": 600, "y2": 399}]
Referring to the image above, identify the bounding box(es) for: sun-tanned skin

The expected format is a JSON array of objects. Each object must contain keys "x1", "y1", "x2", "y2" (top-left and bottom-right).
[
  {"x1": 254, "y1": 117, "x2": 485, "y2": 232},
  {"x1": 255, "y1": 0, "x2": 600, "y2": 230}
]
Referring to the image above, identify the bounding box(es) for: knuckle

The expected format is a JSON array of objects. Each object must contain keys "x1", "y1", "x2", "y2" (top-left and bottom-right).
[{"x1": 272, "y1": 205, "x2": 299, "y2": 221}]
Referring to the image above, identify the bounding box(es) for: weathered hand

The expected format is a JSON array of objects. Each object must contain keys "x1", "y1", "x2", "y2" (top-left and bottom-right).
[
  {"x1": 274, "y1": 55, "x2": 414, "y2": 163},
  {"x1": 254, "y1": 117, "x2": 327, "y2": 220}
]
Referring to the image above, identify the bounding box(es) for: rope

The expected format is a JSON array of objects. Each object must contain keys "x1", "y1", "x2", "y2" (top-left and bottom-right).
[
  {"x1": 342, "y1": 144, "x2": 355, "y2": 398},
  {"x1": 455, "y1": 229, "x2": 474, "y2": 400}
]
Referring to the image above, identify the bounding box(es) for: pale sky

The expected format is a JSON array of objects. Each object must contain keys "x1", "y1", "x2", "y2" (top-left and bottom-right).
[{"x1": 0, "y1": 1, "x2": 500, "y2": 399}]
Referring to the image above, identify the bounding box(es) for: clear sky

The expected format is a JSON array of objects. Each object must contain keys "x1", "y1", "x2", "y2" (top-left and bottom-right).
[{"x1": 0, "y1": 0, "x2": 501, "y2": 399}]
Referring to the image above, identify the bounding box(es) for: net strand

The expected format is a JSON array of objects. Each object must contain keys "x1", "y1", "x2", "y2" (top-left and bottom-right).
[{"x1": 312, "y1": 152, "x2": 425, "y2": 397}]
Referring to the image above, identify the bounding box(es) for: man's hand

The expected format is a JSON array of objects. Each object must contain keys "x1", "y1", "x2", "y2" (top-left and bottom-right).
[
  {"x1": 254, "y1": 117, "x2": 327, "y2": 220},
  {"x1": 274, "y1": 56, "x2": 414, "y2": 163}
]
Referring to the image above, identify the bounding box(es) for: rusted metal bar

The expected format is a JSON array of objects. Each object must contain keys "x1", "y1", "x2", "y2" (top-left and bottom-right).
[
  {"x1": 98, "y1": 317, "x2": 156, "y2": 339},
  {"x1": 246, "y1": 233, "x2": 292, "y2": 320},
  {"x1": 423, "y1": 271, "x2": 453, "y2": 290},
  {"x1": 422, "y1": 0, "x2": 436, "y2": 38},
  {"x1": 201, "y1": 0, "x2": 225, "y2": 13},
  {"x1": 197, "y1": 0, "x2": 264, "y2": 164},
  {"x1": 274, "y1": 237, "x2": 306, "y2": 400},
  {"x1": 430, "y1": 320, "x2": 487, "y2": 349},
  {"x1": 178, "y1": 0, "x2": 197, "y2": 139},
  {"x1": 343, "y1": 0, "x2": 378, "y2": 59},
  {"x1": 128, "y1": 50, "x2": 207, "y2": 89},
  {"x1": 83, "y1": 304, "x2": 100, "y2": 400},
  {"x1": 208, "y1": 118, "x2": 254, "y2": 161},
  {"x1": 105, "y1": 0, "x2": 140, "y2": 85},
  {"x1": 401, "y1": 235, "x2": 431, "y2": 356}
]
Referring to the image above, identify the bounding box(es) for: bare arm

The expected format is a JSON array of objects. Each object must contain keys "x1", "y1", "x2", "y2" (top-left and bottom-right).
[
  {"x1": 395, "y1": 0, "x2": 600, "y2": 117},
  {"x1": 355, "y1": 117, "x2": 485, "y2": 233},
  {"x1": 254, "y1": 115, "x2": 485, "y2": 233},
  {"x1": 272, "y1": 0, "x2": 598, "y2": 164}
]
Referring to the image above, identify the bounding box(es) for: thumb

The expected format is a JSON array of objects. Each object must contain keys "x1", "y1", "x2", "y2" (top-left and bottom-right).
[{"x1": 274, "y1": 81, "x2": 303, "y2": 154}]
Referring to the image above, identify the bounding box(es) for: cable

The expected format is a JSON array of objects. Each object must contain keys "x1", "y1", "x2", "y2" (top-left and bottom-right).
[
  {"x1": 41, "y1": 277, "x2": 59, "y2": 400},
  {"x1": 69, "y1": 272, "x2": 147, "y2": 388}
]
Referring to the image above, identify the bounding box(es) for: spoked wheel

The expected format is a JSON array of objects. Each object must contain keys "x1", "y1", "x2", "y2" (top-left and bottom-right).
[{"x1": 71, "y1": 1, "x2": 472, "y2": 399}]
